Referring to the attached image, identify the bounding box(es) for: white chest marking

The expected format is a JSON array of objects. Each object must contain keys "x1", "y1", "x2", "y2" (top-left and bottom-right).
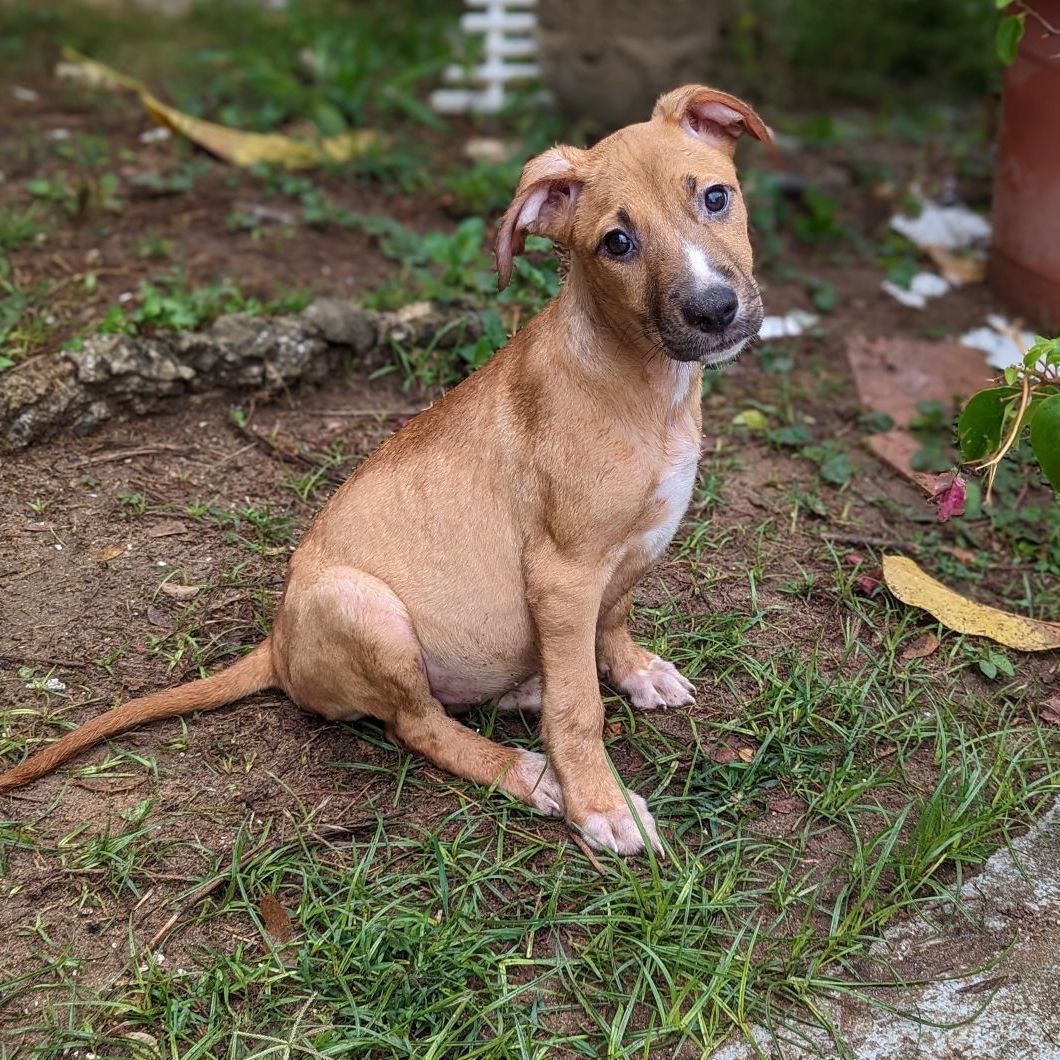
[{"x1": 640, "y1": 432, "x2": 700, "y2": 562}]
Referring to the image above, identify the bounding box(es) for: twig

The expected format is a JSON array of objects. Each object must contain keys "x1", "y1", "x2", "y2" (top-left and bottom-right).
[
  {"x1": 820, "y1": 532, "x2": 913, "y2": 552},
  {"x1": 1016, "y1": 0, "x2": 1060, "y2": 35},
  {"x1": 570, "y1": 831, "x2": 608, "y2": 877},
  {"x1": 75, "y1": 445, "x2": 187, "y2": 466},
  {"x1": 147, "y1": 838, "x2": 271, "y2": 949},
  {"x1": 0, "y1": 653, "x2": 92, "y2": 670},
  {"x1": 230, "y1": 420, "x2": 345, "y2": 486},
  {"x1": 975, "y1": 374, "x2": 1032, "y2": 500}
]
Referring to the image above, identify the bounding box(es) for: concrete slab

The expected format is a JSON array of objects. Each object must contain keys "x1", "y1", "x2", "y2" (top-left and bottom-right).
[{"x1": 713, "y1": 800, "x2": 1060, "y2": 1058}]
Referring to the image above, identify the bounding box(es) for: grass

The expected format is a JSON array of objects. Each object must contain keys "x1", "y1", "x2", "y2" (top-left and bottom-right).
[
  {"x1": 3, "y1": 443, "x2": 1059, "y2": 1056},
  {"x1": 0, "y1": 1, "x2": 1052, "y2": 1053},
  {"x1": 2, "y1": 602, "x2": 1056, "y2": 1056},
  {"x1": 95, "y1": 275, "x2": 313, "y2": 339}
]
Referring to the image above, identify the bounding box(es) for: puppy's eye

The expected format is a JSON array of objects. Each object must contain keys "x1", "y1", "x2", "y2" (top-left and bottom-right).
[
  {"x1": 602, "y1": 230, "x2": 634, "y2": 257},
  {"x1": 704, "y1": 186, "x2": 729, "y2": 213}
]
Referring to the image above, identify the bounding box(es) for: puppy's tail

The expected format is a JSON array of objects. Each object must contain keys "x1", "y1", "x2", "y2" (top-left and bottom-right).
[{"x1": 0, "y1": 641, "x2": 275, "y2": 792}]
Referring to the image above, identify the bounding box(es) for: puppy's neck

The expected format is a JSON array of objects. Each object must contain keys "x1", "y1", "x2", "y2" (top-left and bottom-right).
[{"x1": 547, "y1": 271, "x2": 702, "y2": 419}]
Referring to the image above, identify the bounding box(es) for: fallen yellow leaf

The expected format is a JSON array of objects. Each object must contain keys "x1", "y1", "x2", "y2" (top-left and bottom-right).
[
  {"x1": 90, "y1": 544, "x2": 125, "y2": 564},
  {"x1": 883, "y1": 555, "x2": 1060, "y2": 652},
  {"x1": 60, "y1": 49, "x2": 378, "y2": 169}
]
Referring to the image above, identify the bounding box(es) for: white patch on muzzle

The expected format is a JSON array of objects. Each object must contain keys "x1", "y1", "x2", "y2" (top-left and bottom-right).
[{"x1": 683, "y1": 241, "x2": 728, "y2": 288}]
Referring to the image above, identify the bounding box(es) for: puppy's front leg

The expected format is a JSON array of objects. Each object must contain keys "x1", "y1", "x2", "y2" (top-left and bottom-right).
[{"x1": 529, "y1": 556, "x2": 662, "y2": 856}]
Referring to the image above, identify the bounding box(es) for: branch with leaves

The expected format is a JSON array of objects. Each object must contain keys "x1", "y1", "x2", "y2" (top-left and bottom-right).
[
  {"x1": 958, "y1": 335, "x2": 1060, "y2": 497},
  {"x1": 997, "y1": 1, "x2": 1060, "y2": 64}
]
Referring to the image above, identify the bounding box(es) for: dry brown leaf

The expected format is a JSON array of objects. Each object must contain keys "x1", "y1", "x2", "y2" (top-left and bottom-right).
[
  {"x1": 901, "y1": 631, "x2": 940, "y2": 661},
  {"x1": 258, "y1": 894, "x2": 295, "y2": 941},
  {"x1": 160, "y1": 583, "x2": 201, "y2": 600},
  {"x1": 146, "y1": 604, "x2": 175, "y2": 630},
  {"x1": 147, "y1": 520, "x2": 188, "y2": 538},
  {"x1": 90, "y1": 544, "x2": 125, "y2": 563},
  {"x1": 884, "y1": 555, "x2": 1060, "y2": 652},
  {"x1": 61, "y1": 49, "x2": 378, "y2": 169},
  {"x1": 1041, "y1": 695, "x2": 1060, "y2": 726},
  {"x1": 924, "y1": 245, "x2": 987, "y2": 286}
]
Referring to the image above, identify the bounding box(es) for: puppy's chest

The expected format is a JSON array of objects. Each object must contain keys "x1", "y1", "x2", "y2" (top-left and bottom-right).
[{"x1": 626, "y1": 427, "x2": 701, "y2": 563}]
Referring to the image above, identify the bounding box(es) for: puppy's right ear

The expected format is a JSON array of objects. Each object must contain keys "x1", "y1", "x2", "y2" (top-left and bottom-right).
[{"x1": 495, "y1": 146, "x2": 584, "y2": 290}]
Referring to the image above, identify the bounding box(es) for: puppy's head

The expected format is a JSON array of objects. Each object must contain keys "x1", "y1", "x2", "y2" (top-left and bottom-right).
[{"x1": 496, "y1": 85, "x2": 772, "y2": 366}]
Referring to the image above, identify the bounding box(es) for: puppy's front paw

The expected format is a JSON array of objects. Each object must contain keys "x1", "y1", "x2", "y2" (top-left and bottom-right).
[
  {"x1": 617, "y1": 656, "x2": 695, "y2": 710},
  {"x1": 574, "y1": 791, "x2": 662, "y2": 856},
  {"x1": 511, "y1": 750, "x2": 564, "y2": 817}
]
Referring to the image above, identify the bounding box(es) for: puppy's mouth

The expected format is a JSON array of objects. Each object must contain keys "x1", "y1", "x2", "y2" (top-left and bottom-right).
[{"x1": 654, "y1": 309, "x2": 763, "y2": 366}]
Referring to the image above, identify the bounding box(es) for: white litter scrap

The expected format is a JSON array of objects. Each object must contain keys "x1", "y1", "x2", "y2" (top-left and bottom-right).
[
  {"x1": 881, "y1": 271, "x2": 950, "y2": 309},
  {"x1": 758, "y1": 309, "x2": 819, "y2": 340},
  {"x1": 24, "y1": 676, "x2": 66, "y2": 694},
  {"x1": 960, "y1": 313, "x2": 1036, "y2": 370},
  {"x1": 890, "y1": 197, "x2": 991, "y2": 251},
  {"x1": 430, "y1": 0, "x2": 539, "y2": 115}
]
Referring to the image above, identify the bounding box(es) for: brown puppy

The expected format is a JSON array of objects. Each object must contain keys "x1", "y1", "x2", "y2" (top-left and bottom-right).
[{"x1": 0, "y1": 86, "x2": 771, "y2": 856}]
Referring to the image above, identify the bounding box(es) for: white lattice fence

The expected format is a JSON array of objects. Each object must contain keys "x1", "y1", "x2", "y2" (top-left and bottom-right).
[{"x1": 430, "y1": 0, "x2": 539, "y2": 115}]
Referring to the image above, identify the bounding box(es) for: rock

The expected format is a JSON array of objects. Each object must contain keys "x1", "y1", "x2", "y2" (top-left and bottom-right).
[
  {"x1": 379, "y1": 301, "x2": 483, "y2": 350},
  {"x1": 68, "y1": 334, "x2": 195, "y2": 387},
  {"x1": 0, "y1": 300, "x2": 479, "y2": 451},
  {"x1": 301, "y1": 298, "x2": 377, "y2": 353}
]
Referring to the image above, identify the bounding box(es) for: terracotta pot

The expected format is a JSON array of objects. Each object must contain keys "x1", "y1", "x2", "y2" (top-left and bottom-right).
[{"x1": 990, "y1": 3, "x2": 1060, "y2": 331}]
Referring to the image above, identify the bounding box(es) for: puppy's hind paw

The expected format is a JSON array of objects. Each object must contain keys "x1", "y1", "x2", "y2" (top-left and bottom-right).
[
  {"x1": 618, "y1": 656, "x2": 695, "y2": 710},
  {"x1": 498, "y1": 674, "x2": 543, "y2": 714},
  {"x1": 512, "y1": 750, "x2": 564, "y2": 817}
]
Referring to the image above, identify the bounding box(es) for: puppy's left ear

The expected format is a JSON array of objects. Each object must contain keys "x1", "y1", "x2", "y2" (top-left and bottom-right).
[
  {"x1": 495, "y1": 146, "x2": 584, "y2": 290},
  {"x1": 653, "y1": 85, "x2": 773, "y2": 157}
]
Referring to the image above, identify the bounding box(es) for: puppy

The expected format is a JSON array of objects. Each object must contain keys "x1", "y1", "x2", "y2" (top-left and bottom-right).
[{"x1": 0, "y1": 85, "x2": 770, "y2": 856}]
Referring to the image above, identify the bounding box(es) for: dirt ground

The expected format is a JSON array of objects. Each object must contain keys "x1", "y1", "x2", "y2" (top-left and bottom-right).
[{"x1": 2, "y1": 73, "x2": 1059, "y2": 1058}]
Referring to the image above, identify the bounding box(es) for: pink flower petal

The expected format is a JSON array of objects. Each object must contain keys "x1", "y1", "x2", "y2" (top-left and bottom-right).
[{"x1": 932, "y1": 473, "x2": 967, "y2": 523}]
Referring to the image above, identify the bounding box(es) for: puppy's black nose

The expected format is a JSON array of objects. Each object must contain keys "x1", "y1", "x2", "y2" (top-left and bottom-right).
[{"x1": 681, "y1": 284, "x2": 739, "y2": 333}]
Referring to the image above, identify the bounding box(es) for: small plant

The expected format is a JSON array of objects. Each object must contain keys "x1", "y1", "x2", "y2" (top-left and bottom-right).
[
  {"x1": 98, "y1": 276, "x2": 311, "y2": 336},
  {"x1": 958, "y1": 335, "x2": 1060, "y2": 496},
  {"x1": 0, "y1": 206, "x2": 41, "y2": 253},
  {"x1": 133, "y1": 231, "x2": 175, "y2": 261},
  {"x1": 117, "y1": 491, "x2": 148, "y2": 516}
]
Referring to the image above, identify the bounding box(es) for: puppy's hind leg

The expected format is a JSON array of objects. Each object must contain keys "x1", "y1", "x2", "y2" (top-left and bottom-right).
[{"x1": 281, "y1": 568, "x2": 563, "y2": 817}]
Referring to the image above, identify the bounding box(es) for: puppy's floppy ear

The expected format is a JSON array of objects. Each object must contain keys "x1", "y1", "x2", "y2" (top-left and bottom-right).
[
  {"x1": 495, "y1": 146, "x2": 584, "y2": 290},
  {"x1": 652, "y1": 84, "x2": 773, "y2": 157}
]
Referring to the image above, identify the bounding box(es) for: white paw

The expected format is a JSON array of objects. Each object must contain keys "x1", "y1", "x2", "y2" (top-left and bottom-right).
[
  {"x1": 498, "y1": 674, "x2": 542, "y2": 713},
  {"x1": 512, "y1": 750, "x2": 564, "y2": 817},
  {"x1": 617, "y1": 656, "x2": 695, "y2": 710},
  {"x1": 575, "y1": 791, "x2": 662, "y2": 856}
]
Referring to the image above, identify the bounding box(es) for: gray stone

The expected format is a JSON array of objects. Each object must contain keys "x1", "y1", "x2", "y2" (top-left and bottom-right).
[
  {"x1": 711, "y1": 798, "x2": 1060, "y2": 1059},
  {"x1": 0, "y1": 300, "x2": 479, "y2": 451},
  {"x1": 301, "y1": 297, "x2": 378, "y2": 354}
]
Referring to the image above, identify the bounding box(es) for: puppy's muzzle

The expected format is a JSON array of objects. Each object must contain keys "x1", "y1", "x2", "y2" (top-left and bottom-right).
[{"x1": 680, "y1": 284, "x2": 739, "y2": 334}]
